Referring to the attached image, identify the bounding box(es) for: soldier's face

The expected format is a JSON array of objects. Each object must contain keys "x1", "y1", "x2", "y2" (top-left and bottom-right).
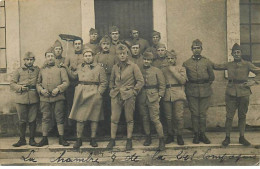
[
  {"x1": 45, "y1": 53, "x2": 55, "y2": 64},
  {"x1": 24, "y1": 58, "x2": 35, "y2": 67},
  {"x1": 54, "y1": 47, "x2": 63, "y2": 57},
  {"x1": 167, "y1": 56, "x2": 176, "y2": 65},
  {"x1": 152, "y1": 35, "x2": 160, "y2": 45},
  {"x1": 192, "y1": 45, "x2": 202, "y2": 56},
  {"x1": 101, "y1": 42, "x2": 110, "y2": 52},
  {"x1": 143, "y1": 58, "x2": 152, "y2": 67},
  {"x1": 130, "y1": 45, "x2": 140, "y2": 56},
  {"x1": 157, "y1": 48, "x2": 166, "y2": 58},
  {"x1": 74, "y1": 40, "x2": 82, "y2": 52},
  {"x1": 117, "y1": 51, "x2": 128, "y2": 62},
  {"x1": 83, "y1": 52, "x2": 94, "y2": 64},
  {"x1": 110, "y1": 31, "x2": 120, "y2": 41},
  {"x1": 232, "y1": 50, "x2": 242, "y2": 60},
  {"x1": 90, "y1": 33, "x2": 98, "y2": 41},
  {"x1": 131, "y1": 30, "x2": 139, "y2": 39}
]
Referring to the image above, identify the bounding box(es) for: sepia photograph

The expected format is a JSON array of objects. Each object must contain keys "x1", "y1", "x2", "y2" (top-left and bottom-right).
[{"x1": 0, "y1": 0, "x2": 260, "y2": 166}]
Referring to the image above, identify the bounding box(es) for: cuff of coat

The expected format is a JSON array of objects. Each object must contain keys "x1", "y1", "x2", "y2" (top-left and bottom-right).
[{"x1": 56, "y1": 86, "x2": 63, "y2": 93}]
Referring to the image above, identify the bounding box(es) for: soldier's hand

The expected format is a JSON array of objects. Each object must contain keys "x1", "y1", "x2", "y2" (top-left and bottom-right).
[
  {"x1": 243, "y1": 81, "x2": 255, "y2": 87},
  {"x1": 159, "y1": 96, "x2": 162, "y2": 102},
  {"x1": 21, "y1": 85, "x2": 29, "y2": 92},
  {"x1": 41, "y1": 89, "x2": 50, "y2": 97},
  {"x1": 52, "y1": 88, "x2": 60, "y2": 96}
]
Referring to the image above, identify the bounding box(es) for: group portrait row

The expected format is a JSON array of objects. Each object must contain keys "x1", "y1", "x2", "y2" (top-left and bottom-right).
[{"x1": 10, "y1": 25, "x2": 260, "y2": 151}]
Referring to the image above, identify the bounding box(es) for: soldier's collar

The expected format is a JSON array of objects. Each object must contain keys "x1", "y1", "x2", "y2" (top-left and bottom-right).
[
  {"x1": 22, "y1": 64, "x2": 35, "y2": 71},
  {"x1": 75, "y1": 50, "x2": 82, "y2": 54},
  {"x1": 55, "y1": 55, "x2": 63, "y2": 60},
  {"x1": 192, "y1": 55, "x2": 202, "y2": 60},
  {"x1": 132, "y1": 54, "x2": 141, "y2": 59},
  {"x1": 112, "y1": 40, "x2": 120, "y2": 45},
  {"x1": 143, "y1": 65, "x2": 150, "y2": 69},
  {"x1": 102, "y1": 51, "x2": 109, "y2": 54}
]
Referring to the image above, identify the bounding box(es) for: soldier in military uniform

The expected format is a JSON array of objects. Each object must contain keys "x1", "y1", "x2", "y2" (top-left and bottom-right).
[
  {"x1": 66, "y1": 48, "x2": 108, "y2": 148},
  {"x1": 183, "y1": 39, "x2": 215, "y2": 144},
  {"x1": 152, "y1": 43, "x2": 169, "y2": 69},
  {"x1": 10, "y1": 52, "x2": 40, "y2": 147},
  {"x1": 161, "y1": 50, "x2": 187, "y2": 145},
  {"x1": 137, "y1": 52, "x2": 166, "y2": 150},
  {"x1": 106, "y1": 44, "x2": 144, "y2": 150},
  {"x1": 53, "y1": 40, "x2": 65, "y2": 67},
  {"x1": 128, "y1": 42, "x2": 144, "y2": 69},
  {"x1": 145, "y1": 30, "x2": 161, "y2": 59},
  {"x1": 36, "y1": 47, "x2": 70, "y2": 147},
  {"x1": 125, "y1": 28, "x2": 150, "y2": 54},
  {"x1": 83, "y1": 28, "x2": 101, "y2": 55},
  {"x1": 213, "y1": 43, "x2": 260, "y2": 146}
]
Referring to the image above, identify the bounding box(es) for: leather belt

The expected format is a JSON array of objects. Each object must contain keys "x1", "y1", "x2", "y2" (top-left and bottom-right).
[
  {"x1": 228, "y1": 79, "x2": 247, "y2": 84},
  {"x1": 78, "y1": 81, "x2": 99, "y2": 85},
  {"x1": 24, "y1": 85, "x2": 36, "y2": 90},
  {"x1": 166, "y1": 84, "x2": 182, "y2": 88},
  {"x1": 144, "y1": 85, "x2": 158, "y2": 89},
  {"x1": 188, "y1": 79, "x2": 209, "y2": 84}
]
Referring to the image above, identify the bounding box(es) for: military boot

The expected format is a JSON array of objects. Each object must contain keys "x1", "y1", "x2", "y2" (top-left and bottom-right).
[
  {"x1": 13, "y1": 123, "x2": 27, "y2": 147},
  {"x1": 192, "y1": 132, "x2": 200, "y2": 144},
  {"x1": 165, "y1": 135, "x2": 174, "y2": 144},
  {"x1": 177, "y1": 135, "x2": 184, "y2": 145},
  {"x1": 158, "y1": 138, "x2": 165, "y2": 151},
  {"x1": 59, "y1": 135, "x2": 70, "y2": 146},
  {"x1": 29, "y1": 122, "x2": 37, "y2": 146},
  {"x1": 73, "y1": 138, "x2": 82, "y2": 149},
  {"x1": 199, "y1": 133, "x2": 211, "y2": 144},
  {"x1": 143, "y1": 135, "x2": 152, "y2": 146},
  {"x1": 36, "y1": 136, "x2": 48, "y2": 147},
  {"x1": 239, "y1": 136, "x2": 251, "y2": 146},
  {"x1": 90, "y1": 138, "x2": 98, "y2": 147},
  {"x1": 106, "y1": 139, "x2": 115, "y2": 149},
  {"x1": 126, "y1": 138, "x2": 132, "y2": 151},
  {"x1": 222, "y1": 136, "x2": 230, "y2": 147}
]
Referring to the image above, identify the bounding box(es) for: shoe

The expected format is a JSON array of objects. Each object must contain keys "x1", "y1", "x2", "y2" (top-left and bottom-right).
[
  {"x1": 90, "y1": 138, "x2": 98, "y2": 147},
  {"x1": 36, "y1": 136, "x2": 49, "y2": 147},
  {"x1": 126, "y1": 138, "x2": 132, "y2": 151},
  {"x1": 165, "y1": 135, "x2": 174, "y2": 144},
  {"x1": 106, "y1": 139, "x2": 115, "y2": 149},
  {"x1": 222, "y1": 136, "x2": 230, "y2": 147},
  {"x1": 59, "y1": 135, "x2": 70, "y2": 146},
  {"x1": 239, "y1": 136, "x2": 251, "y2": 146},
  {"x1": 29, "y1": 138, "x2": 37, "y2": 146},
  {"x1": 73, "y1": 138, "x2": 82, "y2": 149},
  {"x1": 143, "y1": 135, "x2": 152, "y2": 146},
  {"x1": 177, "y1": 135, "x2": 184, "y2": 145},
  {"x1": 158, "y1": 138, "x2": 165, "y2": 151},
  {"x1": 199, "y1": 133, "x2": 211, "y2": 144},
  {"x1": 12, "y1": 137, "x2": 26, "y2": 147},
  {"x1": 192, "y1": 133, "x2": 200, "y2": 144}
]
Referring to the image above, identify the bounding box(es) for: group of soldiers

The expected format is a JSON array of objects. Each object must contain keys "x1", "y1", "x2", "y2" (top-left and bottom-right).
[{"x1": 10, "y1": 26, "x2": 260, "y2": 151}]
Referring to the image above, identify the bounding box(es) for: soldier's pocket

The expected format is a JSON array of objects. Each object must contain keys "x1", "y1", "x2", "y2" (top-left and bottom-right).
[{"x1": 147, "y1": 90, "x2": 159, "y2": 103}]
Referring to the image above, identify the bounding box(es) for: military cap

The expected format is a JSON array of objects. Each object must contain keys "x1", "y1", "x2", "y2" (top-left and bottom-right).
[
  {"x1": 116, "y1": 44, "x2": 128, "y2": 53},
  {"x1": 129, "y1": 28, "x2": 138, "y2": 33},
  {"x1": 45, "y1": 47, "x2": 54, "y2": 56},
  {"x1": 167, "y1": 50, "x2": 177, "y2": 58},
  {"x1": 23, "y1": 51, "x2": 35, "y2": 60},
  {"x1": 82, "y1": 47, "x2": 93, "y2": 55},
  {"x1": 109, "y1": 26, "x2": 120, "y2": 33},
  {"x1": 156, "y1": 43, "x2": 166, "y2": 49},
  {"x1": 152, "y1": 30, "x2": 161, "y2": 37},
  {"x1": 100, "y1": 35, "x2": 111, "y2": 44},
  {"x1": 52, "y1": 40, "x2": 62, "y2": 48},
  {"x1": 143, "y1": 52, "x2": 154, "y2": 60},
  {"x1": 232, "y1": 43, "x2": 242, "y2": 52},
  {"x1": 191, "y1": 39, "x2": 202, "y2": 48},
  {"x1": 89, "y1": 28, "x2": 98, "y2": 35}
]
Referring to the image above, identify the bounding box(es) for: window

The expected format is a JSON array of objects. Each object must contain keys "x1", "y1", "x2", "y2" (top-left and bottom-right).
[
  {"x1": 240, "y1": 0, "x2": 260, "y2": 66},
  {"x1": 0, "y1": 0, "x2": 6, "y2": 73}
]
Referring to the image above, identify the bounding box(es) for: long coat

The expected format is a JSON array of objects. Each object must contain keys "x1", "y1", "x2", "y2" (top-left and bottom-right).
[{"x1": 68, "y1": 62, "x2": 108, "y2": 122}]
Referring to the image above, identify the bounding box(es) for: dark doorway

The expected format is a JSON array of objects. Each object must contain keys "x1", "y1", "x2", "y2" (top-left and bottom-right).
[{"x1": 94, "y1": 0, "x2": 153, "y2": 41}]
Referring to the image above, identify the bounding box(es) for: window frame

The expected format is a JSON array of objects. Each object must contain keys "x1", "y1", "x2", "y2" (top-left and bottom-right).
[{"x1": 0, "y1": 0, "x2": 7, "y2": 73}]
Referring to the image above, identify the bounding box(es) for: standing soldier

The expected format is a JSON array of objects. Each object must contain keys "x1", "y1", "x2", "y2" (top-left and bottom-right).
[
  {"x1": 137, "y1": 52, "x2": 166, "y2": 150},
  {"x1": 66, "y1": 48, "x2": 107, "y2": 148},
  {"x1": 106, "y1": 44, "x2": 144, "y2": 150},
  {"x1": 53, "y1": 40, "x2": 65, "y2": 67},
  {"x1": 162, "y1": 50, "x2": 187, "y2": 145},
  {"x1": 128, "y1": 42, "x2": 144, "y2": 69},
  {"x1": 10, "y1": 52, "x2": 40, "y2": 147},
  {"x1": 36, "y1": 47, "x2": 70, "y2": 147},
  {"x1": 125, "y1": 28, "x2": 150, "y2": 54},
  {"x1": 145, "y1": 30, "x2": 161, "y2": 59},
  {"x1": 152, "y1": 43, "x2": 169, "y2": 69},
  {"x1": 83, "y1": 28, "x2": 101, "y2": 55},
  {"x1": 213, "y1": 43, "x2": 260, "y2": 146},
  {"x1": 183, "y1": 39, "x2": 215, "y2": 144}
]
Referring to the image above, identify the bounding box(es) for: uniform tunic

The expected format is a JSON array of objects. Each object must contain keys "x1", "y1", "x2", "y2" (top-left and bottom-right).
[
  {"x1": 69, "y1": 62, "x2": 108, "y2": 122},
  {"x1": 152, "y1": 57, "x2": 168, "y2": 69},
  {"x1": 125, "y1": 38, "x2": 150, "y2": 54},
  {"x1": 95, "y1": 51, "x2": 117, "y2": 77},
  {"x1": 128, "y1": 54, "x2": 144, "y2": 69},
  {"x1": 83, "y1": 41, "x2": 101, "y2": 55}
]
